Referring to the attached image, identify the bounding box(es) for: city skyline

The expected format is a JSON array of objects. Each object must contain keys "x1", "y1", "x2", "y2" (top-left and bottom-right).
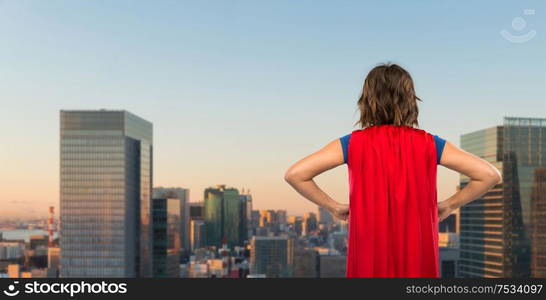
[
  {"x1": 2, "y1": 1, "x2": 546, "y2": 218},
  {"x1": 1, "y1": 111, "x2": 545, "y2": 220},
  {"x1": 3, "y1": 112, "x2": 544, "y2": 220},
  {"x1": 2, "y1": 113, "x2": 544, "y2": 279}
]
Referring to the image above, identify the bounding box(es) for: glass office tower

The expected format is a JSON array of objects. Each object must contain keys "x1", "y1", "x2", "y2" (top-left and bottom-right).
[
  {"x1": 250, "y1": 236, "x2": 294, "y2": 278},
  {"x1": 60, "y1": 110, "x2": 153, "y2": 277},
  {"x1": 153, "y1": 187, "x2": 190, "y2": 252},
  {"x1": 239, "y1": 192, "x2": 253, "y2": 244},
  {"x1": 531, "y1": 168, "x2": 546, "y2": 277},
  {"x1": 152, "y1": 198, "x2": 181, "y2": 278},
  {"x1": 189, "y1": 202, "x2": 205, "y2": 251},
  {"x1": 459, "y1": 117, "x2": 546, "y2": 277},
  {"x1": 203, "y1": 185, "x2": 242, "y2": 248}
]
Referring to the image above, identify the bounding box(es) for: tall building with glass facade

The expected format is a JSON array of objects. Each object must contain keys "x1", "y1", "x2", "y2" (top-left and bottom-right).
[
  {"x1": 293, "y1": 248, "x2": 319, "y2": 278},
  {"x1": 250, "y1": 236, "x2": 294, "y2": 278},
  {"x1": 318, "y1": 206, "x2": 334, "y2": 226},
  {"x1": 60, "y1": 110, "x2": 153, "y2": 277},
  {"x1": 190, "y1": 220, "x2": 205, "y2": 252},
  {"x1": 531, "y1": 168, "x2": 546, "y2": 277},
  {"x1": 204, "y1": 185, "x2": 242, "y2": 248},
  {"x1": 302, "y1": 212, "x2": 318, "y2": 236},
  {"x1": 239, "y1": 192, "x2": 252, "y2": 244},
  {"x1": 152, "y1": 198, "x2": 181, "y2": 278},
  {"x1": 319, "y1": 255, "x2": 346, "y2": 278},
  {"x1": 153, "y1": 187, "x2": 190, "y2": 251},
  {"x1": 459, "y1": 117, "x2": 546, "y2": 278},
  {"x1": 188, "y1": 202, "x2": 205, "y2": 251}
]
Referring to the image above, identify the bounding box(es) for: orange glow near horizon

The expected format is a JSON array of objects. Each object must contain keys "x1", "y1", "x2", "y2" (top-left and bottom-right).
[{"x1": 0, "y1": 152, "x2": 459, "y2": 219}]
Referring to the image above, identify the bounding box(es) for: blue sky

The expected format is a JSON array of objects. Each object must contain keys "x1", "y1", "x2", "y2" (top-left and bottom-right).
[{"x1": 1, "y1": 0, "x2": 545, "y2": 217}]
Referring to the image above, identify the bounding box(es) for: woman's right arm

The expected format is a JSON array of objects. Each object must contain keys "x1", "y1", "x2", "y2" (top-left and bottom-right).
[{"x1": 438, "y1": 141, "x2": 502, "y2": 221}]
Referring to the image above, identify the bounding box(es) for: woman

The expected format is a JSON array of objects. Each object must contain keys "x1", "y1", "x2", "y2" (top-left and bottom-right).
[{"x1": 284, "y1": 63, "x2": 501, "y2": 278}]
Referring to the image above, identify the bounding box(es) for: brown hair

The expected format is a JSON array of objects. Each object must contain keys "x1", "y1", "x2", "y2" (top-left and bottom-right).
[{"x1": 356, "y1": 63, "x2": 421, "y2": 128}]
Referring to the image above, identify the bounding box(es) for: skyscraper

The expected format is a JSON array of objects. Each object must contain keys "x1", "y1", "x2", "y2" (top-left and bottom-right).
[
  {"x1": 189, "y1": 202, "x2": 205, "y2": 251},
  {"x1": 439, "y1": 233, "x2": 460, "y2": 278},
  {"x1": 318, "y1": 254, "x2": 346, "y2": 278},
  {"x1": 250, "y1": 210, "x2": 260, "y2": 236},
  {"x1": 302, "y1": 212, "x2": 318, "y2": 236},
  {"x1": 318, "y1": 206, "x2": 334, "y2": 226},
  {"x1": 293, "y1": 248, "x2": 319, "y2": 278},
  {"x1": 258, "y1": 210, "x2": 281, "y2": 235},
  {"x1": 204, "y1": 185, "x2": 242, "y2": 248},
  {"x1": 239, "y1": 192, "x2": 253, "y2": 244},
  {"x1": 287, "y1": 216, "x2": 303, "y2": 236},
  {"x1": 458, "y1": 117, "x2": 545, "y2": 278},
  {"x1": 47, "y1": 247, "x2": 60, "y2": 278},
  {"x1": 190, "y1": 220, "x2": 205, "y2": 251},
  {"x1": 153, "y1": 187, "x2": 190, "y2": 251},
  {"x1": 531, "y1": 168, "x2": 546, "y2": 277},
  {"x1": 60, "y1": 110, "x2": 153, "y2": 277},
  {"x1": 259, "y1": 210, "x2": 274, "y2": 227},
  {"x1": 152, "y1": 198, "x2": 181, "y2": 278},
  {"x1": 250, "y1": 236, "x2": 294, "y2": 278}
]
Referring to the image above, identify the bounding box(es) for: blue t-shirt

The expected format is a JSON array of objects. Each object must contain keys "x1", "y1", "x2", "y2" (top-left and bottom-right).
[{"x1": 340, "y1": 133, "x2": 446, "y2": 164}]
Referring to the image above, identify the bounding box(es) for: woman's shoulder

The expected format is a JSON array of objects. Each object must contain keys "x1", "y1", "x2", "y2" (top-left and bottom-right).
[
  {"x1": 338, "y1": 127, "x2": 447, "y2": 164},
  {"x1": 342, "y1": 126, "x2": 446, "y2": 140}
]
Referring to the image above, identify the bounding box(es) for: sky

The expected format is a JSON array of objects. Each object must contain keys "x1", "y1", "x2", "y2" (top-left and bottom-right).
[{"x1": 1, "y1": 0, "x2": 545, "y2": 218}]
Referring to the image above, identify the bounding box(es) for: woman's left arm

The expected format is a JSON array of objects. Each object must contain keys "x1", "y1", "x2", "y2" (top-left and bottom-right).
[{"x1": 284, "y1": 139, "x2": 349, "y2": 221}]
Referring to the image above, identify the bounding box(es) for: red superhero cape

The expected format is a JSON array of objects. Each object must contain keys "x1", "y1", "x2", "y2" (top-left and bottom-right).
[{"x1": 346, "y1": 125, "x2": 439, "y2": 278}]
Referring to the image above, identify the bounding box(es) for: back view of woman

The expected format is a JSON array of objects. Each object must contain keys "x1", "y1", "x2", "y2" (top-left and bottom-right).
[{"x1": 284, "y1": 64, "x2": 501, "y2": 278}]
